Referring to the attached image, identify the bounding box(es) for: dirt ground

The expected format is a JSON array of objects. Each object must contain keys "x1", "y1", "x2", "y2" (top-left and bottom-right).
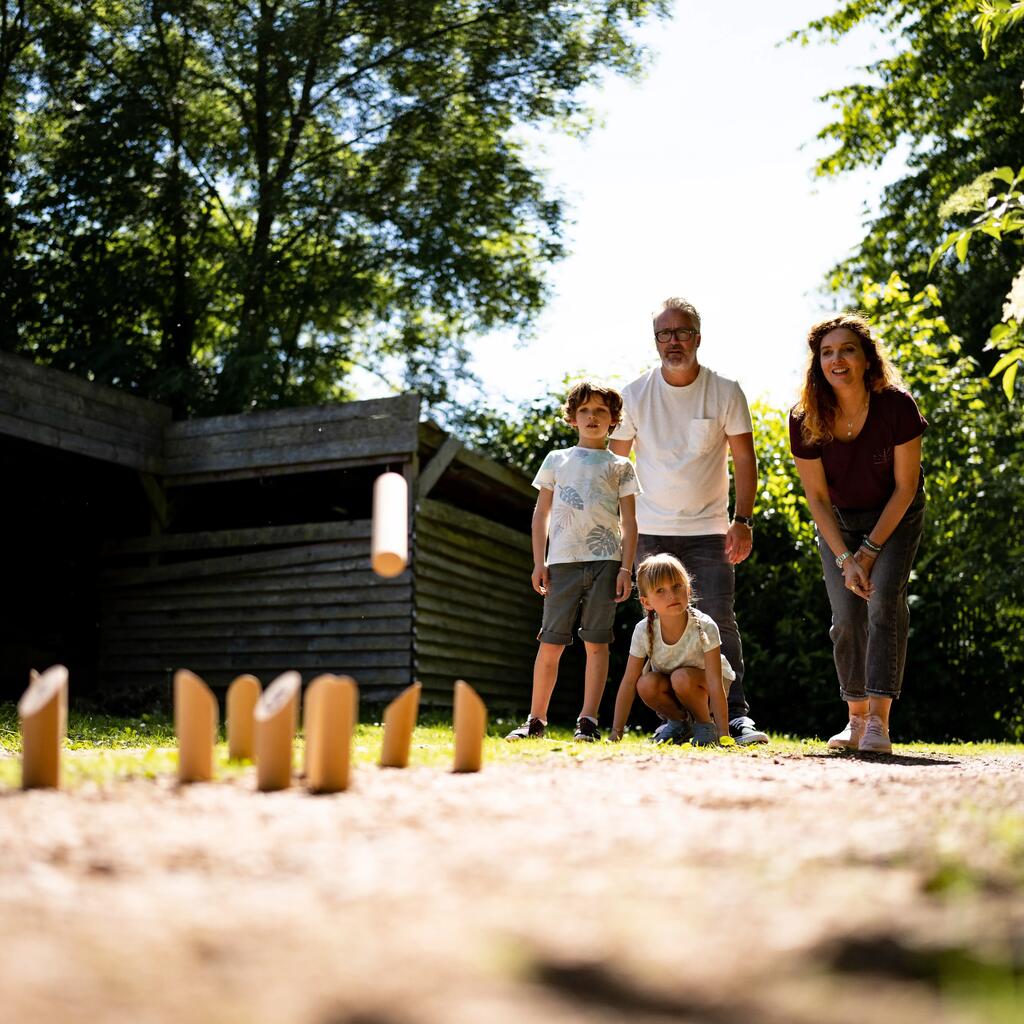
[{"x1": 1, "y1": 746, "x2": 1022, "y2": 1024}]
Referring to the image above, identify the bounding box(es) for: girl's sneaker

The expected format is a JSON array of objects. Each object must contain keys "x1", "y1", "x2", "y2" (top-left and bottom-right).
[
  {"x1": 827, "y1": 714, "x2": 867, "y2": 750},
  {"x1": 857, "y1": 714, "x2": 892, "y2": 754},
  {"x1": 652, "y1": 718, "x2": 690, "y2": 744},
  {"x1": 690, "y1": 721, "x2": 719, "y2": 747},
  {"x1": 573, "y1": 716, "x2": 600, "y2": 742},
  {"x1": 506, "y1": 716, "x2": 545, "y2": 740}
]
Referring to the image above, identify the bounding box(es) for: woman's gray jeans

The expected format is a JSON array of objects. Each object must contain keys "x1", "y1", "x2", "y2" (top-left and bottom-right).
[{"x1": 815, "y1": 493, "x2": 925, "y2": 701}]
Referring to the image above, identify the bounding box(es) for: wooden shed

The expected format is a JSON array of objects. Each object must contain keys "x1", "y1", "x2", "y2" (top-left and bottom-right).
[{"x1": 0, "y1": 351, "x2": 547, "y2": 712}]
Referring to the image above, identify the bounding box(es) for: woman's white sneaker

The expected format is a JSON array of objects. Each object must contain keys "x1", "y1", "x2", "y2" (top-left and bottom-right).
[
  {"x1": 857, "y1": 714, "x2": 892, "y2": 753},
  {"x1": 827, "y1": 714, "x2": 867, "y2": 750}
]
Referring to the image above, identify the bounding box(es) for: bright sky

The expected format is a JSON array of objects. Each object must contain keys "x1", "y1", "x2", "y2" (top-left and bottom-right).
[{"x1": 460, "y1": 0, "x2": 902, "y2": 413}]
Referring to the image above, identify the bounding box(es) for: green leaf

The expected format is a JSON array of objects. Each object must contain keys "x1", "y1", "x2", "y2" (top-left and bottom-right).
[
  {"x1": 990, "y1": 349, "x2": 1024, "y2": 376},
  {"x1": 929, "y1": 233, "x2": 960, "y2": 272},
  {"x1": 1002, "y1": 360, "x2": 1019, "y2": 400},
  {"x1": 955, "y1": 232, "x2": 972, "y2": 264}
]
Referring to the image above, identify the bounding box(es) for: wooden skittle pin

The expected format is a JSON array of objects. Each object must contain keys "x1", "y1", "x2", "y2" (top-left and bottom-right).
[
  {"x1": 380, "y1": 681, "x2": 421, "y2": 769},
  {"x1": 18, "y1": 665, "x2": 68, "y2": 789},
  {"x1": 453, "y1": 679, "x2": 487, "y2": 773},
  {"x1": 304, "y1": 674, "x2": 358, "y2": 794},
  {"x1": 254, "y1": 671, "x2": 301, "y2": 792},
  {"x1": 174, "y1": 669, "x2": 219, "y2": 783},
  {"x1": 227, "y1": 674, "x2": 262, "y2": 761},
  {"x1": 371, "y1": 471, "x2": 408, "y2": 578}
]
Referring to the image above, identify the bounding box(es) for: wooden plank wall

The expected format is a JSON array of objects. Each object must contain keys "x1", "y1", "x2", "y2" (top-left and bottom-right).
[
  {"x1": 100, "y1": 520, "x2": 413, "y2": 700},
  {"x1": 164, "y1": 393, "x2": 421, "y2": 484},
  {"x1": 415, "y1": 498, "x2": 540, "y2": 708},
  {"x1": 0, "y1": 351, "x2": 169, "y2": 473}
]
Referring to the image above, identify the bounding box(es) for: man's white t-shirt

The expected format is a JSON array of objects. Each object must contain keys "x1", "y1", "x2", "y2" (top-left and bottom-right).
[
  {"x1": 611, "y1": 366, "x2": 752, "y2": 536},
  {"x1": 532, "y1": 446, "x2": 641, "y2": 564}
]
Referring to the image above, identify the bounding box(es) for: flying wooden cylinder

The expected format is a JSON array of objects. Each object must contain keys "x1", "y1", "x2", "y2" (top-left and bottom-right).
[
  {"x1": 380, "y1": 681, "x2": 421, "y2": 769},
  {"x1": 304, "y1": 674, "x2": 358, "y2": 793},
  {"x1": 453, "y1": 679, "x2": 487, "y2": 774},
  {"x1": 255, "y1": 671, "x2": 301, "y2": 792},
  {"x1": 18, "y1": 665, "x2": 68, "y2": 790},
  {"x1": 227, "y1": 674, "x2": 262, "y2": 761},
  {"x1": 174, "y1": 669, "x2": 219, "y2": 783},
  {"x1": 371, "y1": 471, "x2": 409, "y2": 578}
]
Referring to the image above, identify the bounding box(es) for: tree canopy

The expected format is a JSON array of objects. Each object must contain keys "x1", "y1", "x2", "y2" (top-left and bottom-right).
[
  {"x1": 790, "y1": 0, "x2": 1024, "y2": 362},
  {"x1": 0, "y1": 0, "x2": 666, "y2": 414}
]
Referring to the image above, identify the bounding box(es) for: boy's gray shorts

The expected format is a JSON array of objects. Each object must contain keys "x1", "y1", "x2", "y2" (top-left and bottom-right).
[{"x1": 537, "y1": 559, "x2": 620, "y2": 646}]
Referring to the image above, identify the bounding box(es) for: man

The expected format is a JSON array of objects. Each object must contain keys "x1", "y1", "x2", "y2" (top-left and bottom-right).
[{"x1": 609, "y1": 297, "x2": 768, "y2": 744}]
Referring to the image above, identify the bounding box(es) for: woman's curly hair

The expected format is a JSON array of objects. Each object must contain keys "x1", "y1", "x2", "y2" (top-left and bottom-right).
[{"x1": 794, "y1": 313, "x2": 905, "y2": 446}]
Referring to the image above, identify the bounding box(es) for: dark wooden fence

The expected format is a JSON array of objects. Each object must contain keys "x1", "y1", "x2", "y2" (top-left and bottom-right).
[
  {"x1": 100, "y1": 521, "x2": 412, "y2": 701},
  {"x1": 415, "y1": 498, "x2": 539, "y2": 707},
  {"x1": 0, "y1": 352, "x2": 549, "y2": 712}
]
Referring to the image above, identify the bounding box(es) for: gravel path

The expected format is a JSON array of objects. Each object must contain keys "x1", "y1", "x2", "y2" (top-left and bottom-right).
[{"x1": 1, "y1": 747, "x2": 1022, "y2": 1023}]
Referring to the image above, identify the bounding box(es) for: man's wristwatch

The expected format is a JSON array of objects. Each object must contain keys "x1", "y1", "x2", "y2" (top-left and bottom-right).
[
  {"x1": 835, "y1": 550, "x2": 854, "y2": 569},
  {"x1": 733, "y1": 514, "x2": 754, "y2": 528}
]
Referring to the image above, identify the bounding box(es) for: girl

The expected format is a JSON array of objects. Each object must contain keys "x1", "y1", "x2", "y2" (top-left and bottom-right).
[{"x1": 609, "y1": 553, "x2": 733, "y2": 746}]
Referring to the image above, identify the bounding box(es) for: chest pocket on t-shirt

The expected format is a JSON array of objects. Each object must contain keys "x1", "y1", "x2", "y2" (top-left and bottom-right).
[{"x1": 688, "y1": 419, "x2": 718, "y2": 455}]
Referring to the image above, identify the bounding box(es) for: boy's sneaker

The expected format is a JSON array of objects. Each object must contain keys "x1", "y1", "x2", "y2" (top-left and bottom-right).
[
  {"x1": 857, "y1": 714, "x2": 892, "y2": 754},
  {"x1": 827, "y1": 714, "x2": 867, "y2": 750},
  {"x1": 652, "y1": 718, "x2": 690, "y2": 744},
  {"x1": 506, "y1": 716, "x2": 545, "y2": 740},
  {"x1": 573, "y1": 716, "x2": 601, "y2": 742},
  {"x1": 690, "y1": 721, "x2": 719, "y2": 747},
  {"x1": 729, "y1": 716, "x2": 769, "y2": 745}
]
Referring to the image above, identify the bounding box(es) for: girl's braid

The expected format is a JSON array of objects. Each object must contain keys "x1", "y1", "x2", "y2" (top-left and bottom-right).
[{"x1": 690, "y1": 605, "x2": 710, "y2": 647}]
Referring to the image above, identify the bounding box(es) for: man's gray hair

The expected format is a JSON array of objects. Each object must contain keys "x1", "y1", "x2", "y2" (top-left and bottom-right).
[{"x1": 653, "y1": 297, "x2": 701, "y2": 332}]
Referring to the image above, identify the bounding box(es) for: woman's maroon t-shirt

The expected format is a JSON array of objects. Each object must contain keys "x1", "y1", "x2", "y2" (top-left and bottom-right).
[{"x1": 788, "y1": 388, "x2": 927, "y2": 510}]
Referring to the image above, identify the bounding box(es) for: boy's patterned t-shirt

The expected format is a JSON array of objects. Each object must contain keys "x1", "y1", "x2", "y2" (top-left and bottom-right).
[{"x1": 532, "y1": 446, "x2": 641, "y2": 565}]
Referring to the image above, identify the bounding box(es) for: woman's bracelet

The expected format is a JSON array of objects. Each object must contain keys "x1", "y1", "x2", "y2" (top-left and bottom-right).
[
  {"x1": 617, "y1": 567, "x2": 631, "y2": 574},
  {"x1": 859, "y1": 536, "x2": 883, "y2": 555}
]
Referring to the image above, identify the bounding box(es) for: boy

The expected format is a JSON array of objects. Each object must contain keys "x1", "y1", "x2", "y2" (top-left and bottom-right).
[{"x1": 506, "y1": 380, "x2": 640, "y2": 742}]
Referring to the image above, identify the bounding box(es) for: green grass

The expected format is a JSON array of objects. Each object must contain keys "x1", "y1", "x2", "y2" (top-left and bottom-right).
[{"x1": 1, "y1": 704, "x2": 1022, "y2": 789}]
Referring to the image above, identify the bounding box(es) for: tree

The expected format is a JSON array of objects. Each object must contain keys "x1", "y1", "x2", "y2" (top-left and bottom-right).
[
  {"x1": 2, "y1": 0, "x2": 667, "y2": 414},
  {"x1": 862, "y1": 274, "x2": 1024, "y2": 740},
  {"x1": 789, "y1": 0, "x2": 1024, "y2": 362},
  {"x1": 0, "y1": 0, "x2": 38, "y2": 352},
  {"x1": 928, "y1": 4, "x2": 1024, "y2": 399}
]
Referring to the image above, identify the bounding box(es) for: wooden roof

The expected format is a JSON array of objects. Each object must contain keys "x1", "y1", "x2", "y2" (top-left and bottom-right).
[{"x1": 0, "y1": 353, "x2": 532, "y2": 508}]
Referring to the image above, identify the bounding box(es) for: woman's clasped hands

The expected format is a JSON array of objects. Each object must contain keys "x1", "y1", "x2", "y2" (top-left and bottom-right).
[{"x1": 843, "y1": 554, "x2": 874, "y2": 600}]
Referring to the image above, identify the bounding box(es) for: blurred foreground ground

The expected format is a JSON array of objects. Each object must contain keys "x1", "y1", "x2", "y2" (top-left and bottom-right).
[{"x1": 1, "y1": 745, "x2": 1022, "y2": 1023}]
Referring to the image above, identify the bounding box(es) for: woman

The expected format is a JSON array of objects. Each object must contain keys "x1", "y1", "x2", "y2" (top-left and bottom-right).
[{"x1": 789, "y1": 313, "x2": 926, "y2": 753}]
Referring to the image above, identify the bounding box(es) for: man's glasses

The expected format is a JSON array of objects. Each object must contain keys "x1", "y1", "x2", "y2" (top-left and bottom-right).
[{"x1": 654, "y1": 327, "x2": 699, "y2": 343}]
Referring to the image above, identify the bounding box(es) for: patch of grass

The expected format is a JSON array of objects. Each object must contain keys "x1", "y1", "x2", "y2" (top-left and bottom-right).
[
  {"x1": 922, "y1": 809, "x2": 1024, "y2": 898},
  {"x1": 2, "y1": 703, "x2": 1023, "y2": 790},
  {"x1": 0, "y1": 705, "x2": 177, "y2": 753}
]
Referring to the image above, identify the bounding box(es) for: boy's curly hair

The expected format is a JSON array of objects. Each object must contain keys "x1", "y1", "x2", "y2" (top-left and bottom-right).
[{"x1": 562, "y1": 379, "x2": 624, "y2": 433}]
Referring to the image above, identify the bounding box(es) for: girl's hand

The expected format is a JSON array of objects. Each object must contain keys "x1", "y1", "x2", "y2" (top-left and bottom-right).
[
  {"x1": 614, "y1": 567, "x2": 632, "y2": 602},
  {"x1": 531, "y1": 563, "x2": 550, "y2": 596},
  {"x1": 842, "y1": 558, "x2": 873, "y2": 600},
  {"x1": 608, "y1": 727, "x2": 623, "y2": 743}
]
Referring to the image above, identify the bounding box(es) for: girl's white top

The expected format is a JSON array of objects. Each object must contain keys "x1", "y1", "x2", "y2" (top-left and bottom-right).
[{"x1": 629, "y1": 607, "x2": 736, "y2": 685}]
